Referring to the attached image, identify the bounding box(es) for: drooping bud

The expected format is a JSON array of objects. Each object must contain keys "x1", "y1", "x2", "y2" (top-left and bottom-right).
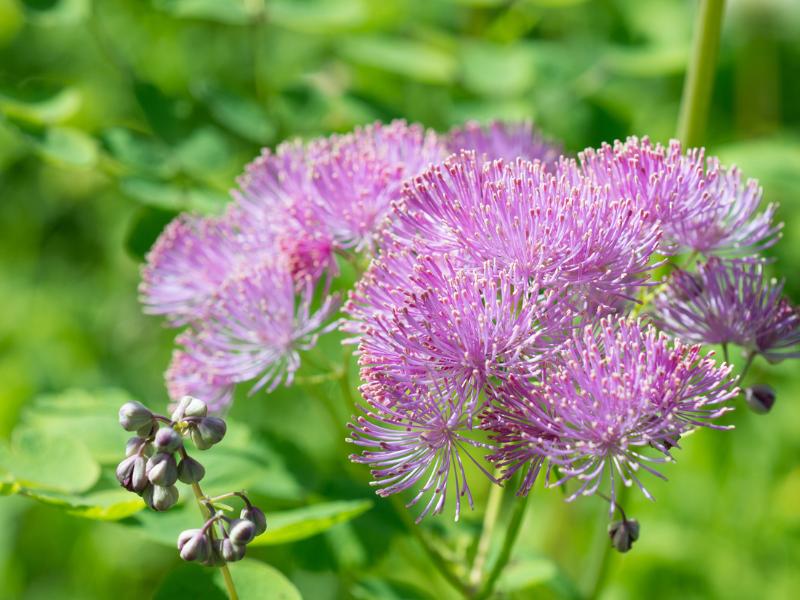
[
  {"x1": 177, "y1": 456, "x2": 206, "y2": 484},
  {"x1": 119, "y1": 401, "x2": 153, "y2": 432},
  {"x1": 154, "y1": 427, "x2": 182, "y2": 453},
  {"x1": 190, "y1": 417, "x2": 227, "y2": 450},
  {"x1": 204, "y1": 539, "x2": 226, "y2": 567},
  {"x1": 745, "y1": 384, "x2": 776, "y2": 414},
  {"x1": 171, "y1": 395, "x2": 208, "y2": 421},
  {"x1": 144, "y1": 484, "x2": 179, "y2": 511},
  {"x1": 228, "y1": 519, "x2": 256, "y2": 545},
  {"x1": 221, "y1": 538, "x2": 246, "y2": 563},
  {"x1": 136, "y1": 420, "x2": 159, "y2": 439},
  {"x1": 178, "y1": 529, "x2": 210, "y2": 562},
  {"x1": 240, "y1": 506, "x2": 267, "y2": 536},
  {"x1": 125, "y1": 436, "x2": 153, "y2": 458},
  {"x1": 608, "y1": 518, "x2": 640, "y2": 553},
  {"x1": 116, "y1": 455, "x2": 148, "y2": 493},
  {"x1": 146, "y1": 453, "x2": 179, "y2": 487}
]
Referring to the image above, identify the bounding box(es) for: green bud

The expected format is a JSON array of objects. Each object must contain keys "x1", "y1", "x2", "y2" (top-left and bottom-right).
[
  {"x1": 177, "y1": 456, "x2": 206, "y2": 484},
  {"x1": 144, "y1": 484, "x2": 179, "y2": 511},
  {"x1": 221, "y1": 538, "x2": 246, "y2": 563},
  {"x1": 745, "y1": 384, "x2": 776, "y2": 414},
  {"x1": 116, "y1": 455, "x2": 148, "y2": 493},
  {"x1": 146, "y1": 453, "x2": 179, "y2": 486},
  {"x1": 190, "y1": 417, "x2": 226, "y2": 450},
  {"x1": 171, "y1": 395, "x2": 208, "y2": 421},
  {"x1": 228, "y1": 519, "x2": 256, "y2": 545},
  {"x1": 154, "y1": 427, "x2": 182, "y2": 453},
  {"x1": 119, "y1": 401, "x2": 153, "y2": 432},
  {"x1": 240, "y1": 506, "x2": 267, "y2": 536},
  {"x1": 608, "y1": 518, "x2": 640, "y2": 553},
  {"x1": 136, "y1": 420, "x2": 159, "y2": 439},
  {"x1": 178, "y1": 529, "x2": 210, "y2": 562}
]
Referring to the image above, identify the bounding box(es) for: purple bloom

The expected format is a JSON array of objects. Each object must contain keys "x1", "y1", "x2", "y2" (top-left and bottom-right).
[
  {"x1": 484, "y1": 318, "x2": 737, "y2": 503},
  {"x1": 357, "y1": 258, "x2": 573, "y2": 412},
  {"x1": 167, "y1": 261, "x2": 340, "y2": 406},
  {"x1": 391, "y1": 151, "x2": 662, "y2": 302},
  {"x1": 166, "y1": 351, "x2": 235, "y2": 414},
  {"x1": 447, "y1": 120, "x2": 561, "y2": 165},
  {"x1": 654, "y1": 258, "x2": 800, "y2": 362},
  {"x1": 348, "y1": 378, "x2": 495, "y2": 522}
]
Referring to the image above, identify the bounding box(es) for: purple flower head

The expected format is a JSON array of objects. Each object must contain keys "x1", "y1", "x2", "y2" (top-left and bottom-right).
[
  {"x1": 391, "y1": 151, "x2": 662, "y2": 302},
  {"x1": 484, "y1": 318, "x2": 737, "y2": 504},
  {"x1": 167, "y1": 260, "x2": 340, "y2": 406},
  {"x1": 358, "y1": 257, "x2": 574, "y2": 412},
  {"x1": 348, "y1": 378, "x2": 495, "y2": 522},
  {"x1": 447, "y1": 120, "x2": 561, "y2": 165},
  {"x1": 166, "y1": 351, "x2": 234, "y2": 414},
  {"x1": 140, "y1": 214, "x2": 251, "y2": 326},
  {"x1": 654, "y1": 258, "x2": 800, "y2": 362}
]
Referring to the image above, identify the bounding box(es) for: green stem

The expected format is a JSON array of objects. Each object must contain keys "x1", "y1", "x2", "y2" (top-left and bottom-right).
[
  {"x1": 582, "y1": 486, "x2": 629, "y2": 600},
  {"x1": 190, "y1": 482, "x2": 239, "y2": 600},
  {"x1": 676, "y1": 0, "x2": 726, "y2": 146},
  {"x1": 474, "y1": 493, "x2": 530, "y2": 600},
  {"x1": 739, "y1": 351, "x2": 756, "y2": 381},
  {"x1": 468, "y1": 479, "x2": 505, "y2": 588},
  {"x1": 722, "y1": 343, "x2": 730, "y2": 364}
]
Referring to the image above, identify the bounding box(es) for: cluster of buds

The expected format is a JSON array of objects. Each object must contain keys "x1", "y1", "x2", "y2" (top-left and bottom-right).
[{"x1": 116, "y1": 396, "x2": 267, "y2": 565}]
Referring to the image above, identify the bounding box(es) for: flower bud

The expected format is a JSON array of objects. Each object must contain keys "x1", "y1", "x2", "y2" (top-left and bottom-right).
[
  {"x1": 240, "y1": 506, "x2": 267, "y2": 536},
  {"x1": 119, "y1": 401, "x2": 153, "y2": 432},
  {"x1": 116, "y1": 455, "x2": 148, "y2": 493},
  {"x1": 154, "y1": 427, "x2": 182, "y2": 454},
  {"x1": 745, "y1": 384, "x2": 776, "y2": 414},
  {"x1": 190, "y1": 417, "x2": 226, "y2": 450},
  {"x1": 125, "y1": 436, "x2": 153, "y2": 458},
  {"x1": 136, "y1": 420, "x2": 159, "y2": 439},
  {"x1": 171, "y1": 395, "x2": 208, "y2": 421},
  {"x1": 144, "y1": 484, "x2": 179, "y2": 511},
  {"x1": 228, "y1": 519, "x2": 256, "y2": 545},
  {"x1": 146, "y1": 453, "x2": 178, "y2": 487},
  {"x1": 177, "y1": 456, "x2": 206, "y2": 484},
  {"x1": 608, "y1": 518, "x2": 640, "y2": 553},
  {"x1": 221, "y1": 538, "x2": 246, "y2": 563},
  {"x1": 178, "y1": 529, "x2": 210, "y2": 562},
  {"x1": 204, "y1": 540, "x2": 226, "y2": 566}
]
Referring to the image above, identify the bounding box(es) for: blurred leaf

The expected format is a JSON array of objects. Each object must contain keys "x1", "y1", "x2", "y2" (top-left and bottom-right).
[
  {"x1": 120, "y1": 178, "x2": 228, "y2": 214},
  {"x1": 152, "y1": 0, "x2": 258, "y2": 25},
  {"x1": 101, "y1": 127, "x2": 177, "y2": 178},
  {"x1": 193, "y1": 83, "x2": 275, "y2": 144},
  {"x1": 0, "y1": 86, "x2": 81, "y2": 125},
  {"x1": 34, "y1": 125, "x2": 98, "y2": 167},
  {"x1": 22, "y1": 0, "x2": 89, "y2": 25},
  {"x1": 351, "y1": 578, "x2": 433, "y2": 600},
  {"x1": 269, "y1": 0, "x2": 365, "y2": 33},
  {"x1": 339, "y1": 36, "x2": 457, "y2": 84},
  {"x1": 19, "y1": 488, "x2": 145, "y2": 521},
  {"x1": 0, "y1": 481, "x2": 21, "y2": 496},
  {"x1": 0, "y1": 427, "x2": 100, "y2": 494},
  {"x1": 155, "y1": 560, "x2": 301, "y2": 600},
  {"x1": 0, "y1": 0, "x2": 24, "y2": 46},
  {"x1": 461, "y1": 42, "x2": 537, "y2": 97},
  {"x1": 604, "y1": 44, "x2": 689, "y2": 77},
  {"x1": 133, "y1": 81, "x2": 192, "y2": 144},
  {"x1": 20, "y1": 388, "x2": 134, "y2": 464},
  {"x1": 250, "y1": 499, "x2": 373, "y2": 546},
  {"x1": 717, "y1": 136, "x2": 800, "y2": 198},
  {"x1": 495, "y1": 554, "x2": 557, "y2": 593},
  {"x1": 175, "y1": 126, "x2": 232, "y2": 182},
  {"x1": 125, "y1": 205, "x2": 179, "y2": 261}
]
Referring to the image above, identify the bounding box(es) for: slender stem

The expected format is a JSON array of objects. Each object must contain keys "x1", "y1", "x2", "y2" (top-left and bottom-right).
[
  {"x1": 190, "y1": 482, "x2": 239, "y2": 600},
  {"x1": 582, "y1": 486, "x2": 629, "y2": 600},
  {"x1": 676, "y1": 0, "x2": 726, "y2": 146},
  {"x1": 739, "y1": 351, "x2": 756, "y2": 381},
  {"x1": 468, "y1": 479, "x2": 505, "y2": 588},
  {"x1": 722, "y1": 343, "x2": 730, "y2": 364},
  {"x1": 474, "y1": 493, "x2": 530, "y2": 600}
]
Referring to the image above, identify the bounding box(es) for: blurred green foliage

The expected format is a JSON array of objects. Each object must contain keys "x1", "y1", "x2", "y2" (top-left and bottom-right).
[{"x1": 1, "y1": 0, "x2": 800, "y2": 598}]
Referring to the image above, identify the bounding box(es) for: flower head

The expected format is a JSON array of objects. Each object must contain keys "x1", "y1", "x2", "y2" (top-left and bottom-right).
[
  {"x1": 654, "y1": 258, "x2": 800, "y2": 361},
  {"x1": 447, "y1": 120, "x2": 561, "y2": 165},
  {"x1": 484, "y1": 318, "x2": 737, "y2": 503}
]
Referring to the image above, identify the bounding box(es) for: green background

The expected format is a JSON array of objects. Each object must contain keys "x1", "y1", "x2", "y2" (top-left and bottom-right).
[{"x1": 1, "y1": 0, "x2": 799, "y2": 598}]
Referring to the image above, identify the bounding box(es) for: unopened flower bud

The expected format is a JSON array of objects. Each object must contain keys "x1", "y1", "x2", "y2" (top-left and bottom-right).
[
  {"x1": 154, "y1": 427, "x2": 182, "y2": 453},
  {"x1": 125, "y1": 436, "x2": 153, "y2": 458},
  {"x1": 119, "y1": 401, "x2": 153, "y2": 432},
  {"x1": 204, "y1": 540, "x2": 226, "y2": 566},
  {"x1": 228, "y1": 519, "x2": 256, "y2": 545},
  {"x1": 178, "y1": 529, "x2": 210, "y2": 562},
  {"x1": 116, "y1": 455, "x2": 148, "y2": 493},
  {"x1": 745, "y1": 384, "x2": 776, "y2": 414},
  {"x1": 146, "y1": 453, "x2": 178, "y2": 486},
  {"x1": 136, "y1": 420, "x2": 159, "y2": 439},
  {"x1": 240, "y1": 506, "x2": 267, "y2": 536},
  {"x1": 144, "y1": 484, "x2": 179, "y2": 511},
  {"x1": 608, "y1": 518, "x2": 640, "y2": 553},
  {"x1": 171, "y1": 395, "x2": 208, "y2": 421},
  {"x1": 177, "y1": 456, "x2": 206, "y2": 484},
  {"x1": 190, "y1": 417, "x2": 226, "y2": 450},
  {"x1": 221, "y1": 538, "x2": 246, "y2": 563}
]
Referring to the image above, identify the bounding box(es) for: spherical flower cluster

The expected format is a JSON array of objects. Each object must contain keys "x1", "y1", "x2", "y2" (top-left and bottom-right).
[{"x1": 447, "y1": 120, "x2": 560, "y2": 166}]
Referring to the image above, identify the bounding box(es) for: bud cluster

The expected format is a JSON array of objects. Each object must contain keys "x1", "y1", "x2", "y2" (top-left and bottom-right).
[{"x1": 116, "y1": 396, "x2": 267, "y2": 566}]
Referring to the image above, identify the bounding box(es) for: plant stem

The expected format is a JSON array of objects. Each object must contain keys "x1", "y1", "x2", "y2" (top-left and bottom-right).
[
  {"x1": 474, "y1": 493, "x2": 530, "y2": 600},
  {"x1": 739, "y1": 351, "x2": 756, "y2": 381},
  {"x1": 582, "y1": 486, "x2": 629, "y2": 600},
  {"x1": 722, "y1": 343, "x2": 730, "y2": 364},
  {"x1": 468, "y1": 479, "x2": 505, "y2": 588},
  {"x1": 190, "y1": 481, "x2": 239, "y2": 600},
  {"x1": 677, "y1": 0, "x2": 726, "y2": 146}
]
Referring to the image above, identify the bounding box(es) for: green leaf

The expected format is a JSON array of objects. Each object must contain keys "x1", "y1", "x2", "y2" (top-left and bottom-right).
[
  {"x1": 155, "y1": 560, "x2": 301, "y2": 600},
  {"x1": 0, "y1": 427, "x2": 100, "y2": 494},
  {"x1": 125, "y1": 205, "x2": 179, "y2": 261},
  {"x1": 22, "y1": 0, "x2": 89, "y2": 26},
  {"x1": 174, "y1": 126, "x2": 233, "y2": 182},
  {"x1": 249, "y1": 499, "x2": 373, "y2": 546},
  {"x1": 153, "y1": 0, "x2": 258, "y2": 25},
  {"x1": 0, "y1": 481, "x2": 21, "y2": 496},
  {"x1": 461, "y1": 42, "x2": 537, "y2": 97},
  {"x1": 19, "y1": 488, "x2": 145, "y2": 521},
  {"x1": 120, "y1": 179, "x2": 227, "y2": 214},
  {"x1": 269, "y1": 0, "x2": 365, "y2": 33},
  {"x1": 192, "y1": 83, "x2": 275, "y2": 144},
  {"x1": 338, "y1": 36, "x2": 457, "y2": 84},
  {"x1": 101, "y1": 127, "x2": 177, "y2": 178},
  {"x1": 0, "y1": 86, "x2": 81, "y2": 125}
]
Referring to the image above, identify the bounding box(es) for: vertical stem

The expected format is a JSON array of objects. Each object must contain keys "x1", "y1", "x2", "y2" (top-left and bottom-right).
[
  {"x1": 582, "y1": 486, "x2": 629, "y2": 600},
  {"x1": 474, "y1": 493, "x2": 530, "y2": 600},
  {"x1": 468, "y1": 479, "x2": 505, "y2": 588},
  {"x1": 677, "y1": 0, "x2": 726, "y2": 146},
  {"x1": 190, "y1": 481, "x2": 239, "y2": 600}
]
